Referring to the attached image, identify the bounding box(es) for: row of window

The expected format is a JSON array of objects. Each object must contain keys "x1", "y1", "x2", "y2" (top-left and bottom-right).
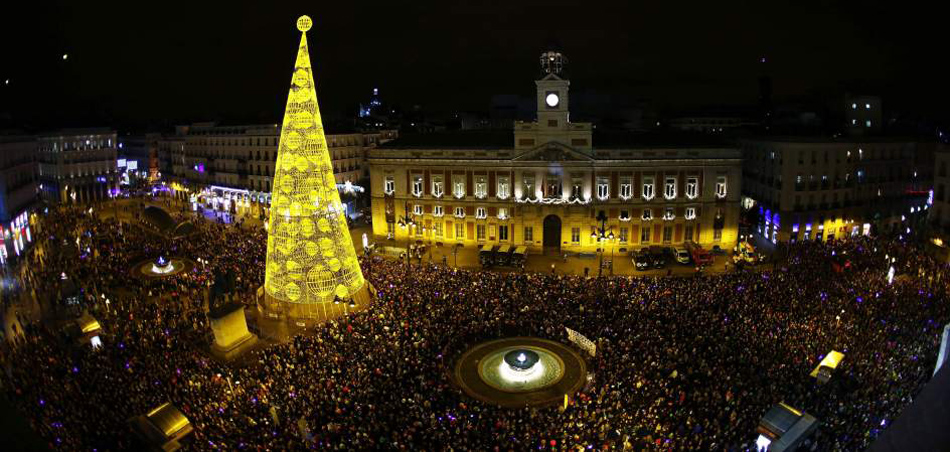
[
  {"x1": 42, "y1": 138, "x2": 114, "y2": 152},
  {"x1": 386, "y1": 175, "x2": 728, "y2": 200},
  {"x1": 746, "y1": 147, "x2": 909, "y2": 165},
  {"x1": 408, "y1": 204, "x2": 700, "y2": 222},
  {"x1": 187, "y1": 135, "x2": 373, "y2": 148},
  {"x1": 390, "y1": 222, "x2": 717, "y2": 244}
]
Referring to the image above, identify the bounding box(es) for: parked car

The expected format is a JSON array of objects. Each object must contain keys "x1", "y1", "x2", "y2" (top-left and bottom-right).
[
  {"x1": 674, "y1": 247, "x2": 691, "y2": 264},
  {"x1": 632, "y1": 250, "x2": 651, "y2": 271},
  {"x1": 511, "y1": 246, "x2": 527, "y2": 269},
  {"x1": 648, "y1": 246, "x2": 666, "y2": 269},
  {"x1": 478, "y1": 244, "x2": 496, "y2": 268},
  {"x1": 495, "y1": 245, "x2": 513, "y2": 266},
  {"x1": 685, "y1": 241, "x2": 714, "y2": 265}
]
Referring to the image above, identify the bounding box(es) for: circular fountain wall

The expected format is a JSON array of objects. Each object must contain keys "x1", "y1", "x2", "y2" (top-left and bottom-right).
[{"x1": 454, "y1": 337, "x2": 586, "y2": 408}]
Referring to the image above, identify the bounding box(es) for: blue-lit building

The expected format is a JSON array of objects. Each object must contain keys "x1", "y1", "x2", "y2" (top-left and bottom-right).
[
  {"x1": 0, "y1": 134, "x2": 38, "y2": 263},
  {"x1": 741, "y1": 137, "x2": 934, "y2": 243}
]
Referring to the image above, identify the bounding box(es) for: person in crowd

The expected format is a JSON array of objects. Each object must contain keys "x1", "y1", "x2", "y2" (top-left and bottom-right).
[{"x1": 0, "y1": 200, "x2": 947, "y2": 451}]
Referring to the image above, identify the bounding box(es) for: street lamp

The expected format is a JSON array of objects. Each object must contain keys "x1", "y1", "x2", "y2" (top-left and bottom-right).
[
  {"x1": 396, "y1": 200, "x2": 415, "y2": 269},
  {"x1": 421, "y1": 225, "x2": 433, "y2": 262},
  {"x1": 591, "y1": 211, "x2": 615, "y2": 277}
]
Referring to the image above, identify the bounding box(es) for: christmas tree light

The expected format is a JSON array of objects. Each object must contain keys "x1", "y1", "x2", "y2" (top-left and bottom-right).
[{"x1": 263, "y1": 15, "x2": 370, "y2": 321}]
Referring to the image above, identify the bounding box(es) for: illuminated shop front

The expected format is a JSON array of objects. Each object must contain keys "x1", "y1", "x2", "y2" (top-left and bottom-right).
[
  {"x1": 196, "y1": 185, "x2": 271, "y2": 218},
  {"x1": 0, "y1": 211, "x2": 35, "y2": 265}
]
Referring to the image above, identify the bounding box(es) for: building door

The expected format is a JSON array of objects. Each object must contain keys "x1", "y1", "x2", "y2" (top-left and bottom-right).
[{"x1": 543, "y1": 215, "x2": 561, "y2": 250}]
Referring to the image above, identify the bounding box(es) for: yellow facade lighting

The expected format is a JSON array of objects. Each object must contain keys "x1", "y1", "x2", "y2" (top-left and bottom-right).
[{"x1": 263, "y1": 16, "x2": 368, "y2": 320}]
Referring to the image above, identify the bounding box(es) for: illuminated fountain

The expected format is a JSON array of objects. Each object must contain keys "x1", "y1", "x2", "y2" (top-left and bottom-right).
[
  {"x1": 150, "y1": 256, "x2": 175, "y2": 274},
  {"x1": 454, "y1": 338, "x2": 588, "y2": 408},
  {"x1": 132, "y1": 255, "x2": 192, "y2": 278},
  {"x1": 500, "y1": 349, "x2": 542, "y2": 382}
]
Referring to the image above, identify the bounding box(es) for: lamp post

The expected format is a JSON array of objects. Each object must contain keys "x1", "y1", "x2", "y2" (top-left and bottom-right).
[
  {"x1": 396, "y1": 200, "x2": 415, "y2": 270},
  {"x1": 590, "y1": 211, "x2": 615, "y2": 277}
]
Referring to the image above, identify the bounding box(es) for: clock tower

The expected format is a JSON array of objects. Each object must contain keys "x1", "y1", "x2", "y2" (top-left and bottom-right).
[
  {"x1": 536, "y1": 52, "x2": 570, "y2": 129},
  {"x1": 514, "y1": 51, "x2": 592, "y2": 154}
]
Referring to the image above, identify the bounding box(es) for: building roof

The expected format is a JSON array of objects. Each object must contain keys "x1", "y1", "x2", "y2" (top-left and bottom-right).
[
  {"x1": 142, "y1": 206, "x2": 176, "y2": 232},
  {"x1": 593, "y1": 130, "x2": 735, "y2": 149},
  {"x1": 179, "y1": 122, "x2": 376, "y2": 137},
  {"x1": 142, "y1": 206, "x2": 193, "y2": 239},
  {"x1": 39, "y1": 128, "x2": 115, "y2": 137},
  {"x1": 0, "y1": 135, "x2": 35, "y2": 144},
  {"x1": 377, "y1": 129, "x2": 736, "y2": 150},
  {"x1": 378, "y1": 131, "x2": 513, "y2": 150},
  {"x1": 741, "y1": 135, "x2": 936, "y2": 144},
  {"x1": 146, "y1": 403, "x2": 190, "y2": 438},
  {"x1": 869, "y1": 364, "x2": 950, "y2": 452}
]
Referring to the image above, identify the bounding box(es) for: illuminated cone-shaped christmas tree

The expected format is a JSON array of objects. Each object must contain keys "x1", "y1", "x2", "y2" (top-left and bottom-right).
[{"x1": 264, "y1": 15, "x2": 370, "y2": 321}]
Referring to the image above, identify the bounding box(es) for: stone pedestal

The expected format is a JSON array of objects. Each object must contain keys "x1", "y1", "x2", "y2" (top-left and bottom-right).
[{"x1": 209, "y1": 302, "x2": 258, "y2": 361}]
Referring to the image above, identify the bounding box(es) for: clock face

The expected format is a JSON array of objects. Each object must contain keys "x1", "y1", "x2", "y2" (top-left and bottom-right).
[{"x1": 545, "y1": 92, "x2": 559, "y2": 107}]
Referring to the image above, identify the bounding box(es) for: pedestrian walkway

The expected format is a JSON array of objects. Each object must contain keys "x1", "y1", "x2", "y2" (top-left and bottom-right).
[{"x1": 356, "y1": 226, "x2": 740, "y2": 278}]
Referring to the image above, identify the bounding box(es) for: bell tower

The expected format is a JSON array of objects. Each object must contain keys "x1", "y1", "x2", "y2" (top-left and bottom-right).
[
  {"x1": 536, "y1": 51, "x2": 570, "y2": 130},
  {"x1": 514, "y1": 51, "x2": 592, "y2": 154}
]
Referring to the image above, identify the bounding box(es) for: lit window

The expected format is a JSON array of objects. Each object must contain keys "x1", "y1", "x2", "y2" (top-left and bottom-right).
[
  {"x1": 454, "y1": 207, "x2": 465, "y2": 218},
  {"x1": 474, "y1": 176, "x2": 487, "y2": 199},
  {"x1": 619, "y1": 178, "x2": 632, "y2": 200},
  {"x1": 640, "y1": 226, "x2": 651, "y2": 243},
  {"x1": 545, "y1": 176, "x2": 561, "y2": 198},
  {"x1": 865, "y1": 120, "x2": 872, "y2": 128},
  {"x1": 664, "y1": 177, "x2": 677, "y2": 200},
  {"x1": 642, "y1": 177, "x2": 655, "y2": 201},
  {"x1": 476, "y1": 224, "x2": 486, "y2": 240},
  {"x1": 497, "y1": 207, "x2": 508, "y2": 220},
  {"x1": 431, "y1": 176, "x2": 444, "y2": 198},
  {"x1": 475, "y1": 207, "x2": 487, "y2": 219},
  {"x1": 412, "y1": 175, "x2": 423, "y2": 197},
  {"x1": 852, "y1": 119, "x2": 857, "y2": 125},
  {"x1": 596, "y1": 177, "x2": 609, "y2": 200},
  {"x1": 715, "y1": 176, "x2": 727, "y2": 199},
  {"x1": 685, "y1": 207, "x2": 696, "y2": 220},
  {"x1": 453, "y1": 176, "x2": 466, "y2": 198},
  {"x1": 619, "y1": 227, "x2": 628, "y2": 243},
  {"x1": 619, "y1": 210, "x2": 630, "y2": 221},
  {"x1": 524, "y1": 226, "x2": 533, "y2": 242},
  {"x1": 497, "y1": 176, "x2": 510, "y2": 200},
  {"x1": 499, "y1": 225, "x2": 508, "y2": 241},
  {"x1": 571, "y1": 227, "x2": 580, "y2": 243},
  {"x1": 413, "y1": 204, "x2": 423, "y2": 216},
  {"x1": 522, "y1": 176, "x2": 535, "y2": 199},
  {"x1": 455, "y1": 222, "x2": 464, "y2": 239},
  {"x1": 433, "y1": 205, "x2": 444, "y2": 217},
  {"x1": 851, "y1": 103, "x2": 857, "y2": 110},
  {"x1": 865, "y1": 103, "x2": 871, "y2": 110},
  {"x1": 685, "y1": 177, "x2": 698, "y2": 199},
  {"x1": 663, "y1": 207, "x2": 675, "y2": 221},
  {"x1": 642, "y1": 209, "x2": 653, "y2": 221},
  {"x1": 434, "y1": 222, "x2": 443, "y2": 237}
]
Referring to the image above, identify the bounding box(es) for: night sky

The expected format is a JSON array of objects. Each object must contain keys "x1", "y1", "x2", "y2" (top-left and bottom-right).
[{"x1": 2, "y1": 0, "x2": 947, "y2": 130}]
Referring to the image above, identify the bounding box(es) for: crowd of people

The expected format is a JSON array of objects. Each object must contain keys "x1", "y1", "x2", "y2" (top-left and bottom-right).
[{"x1": 1, "y1": 196, "x2": 949, "y2": 451}]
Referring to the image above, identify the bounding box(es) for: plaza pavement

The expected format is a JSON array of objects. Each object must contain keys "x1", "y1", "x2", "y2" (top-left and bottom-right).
[{"x1": 99, "y1": 196, "x2": 757, "y2": 278}]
